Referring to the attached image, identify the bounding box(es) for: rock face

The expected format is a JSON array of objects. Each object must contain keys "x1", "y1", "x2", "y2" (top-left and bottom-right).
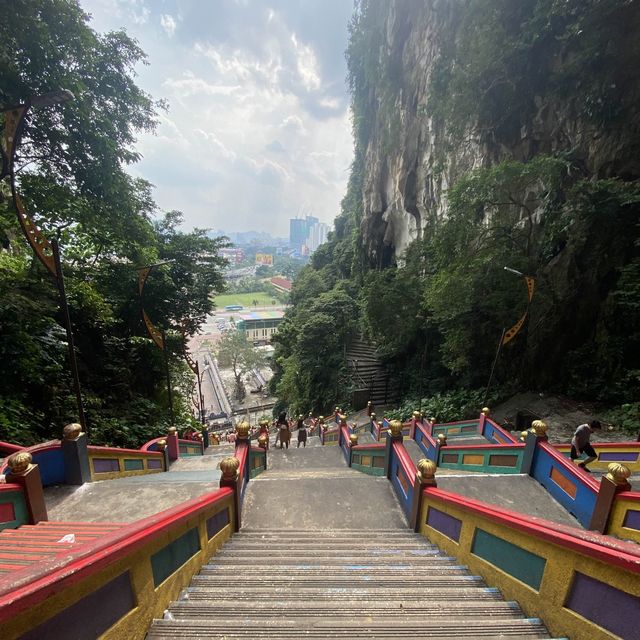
[{"x1": 358, "y1": 0, "x2": 640, "y2": 264}]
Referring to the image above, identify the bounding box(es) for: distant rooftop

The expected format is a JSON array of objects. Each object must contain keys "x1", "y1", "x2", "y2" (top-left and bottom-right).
[
  {"x1": 237, "y1": 310, "x2": 285, "y2": 321},
  {"x1": 270, "y1": 276, "x2": 292, "y2": 292}
]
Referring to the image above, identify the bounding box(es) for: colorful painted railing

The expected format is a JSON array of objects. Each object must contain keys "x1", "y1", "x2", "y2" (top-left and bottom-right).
[
  {"x1": 339, "y1": 425, "x2": 351, "y2": 464},
  {"x1": 87, "y1": 446, "x2": 165, "y2": 480},
  {"x1": 249, "y1": 446, "x2": 267, "y2": 479},
  {"x1": 0, "y1": 442, "x2": 65, "y2": 487},
  {"x1": 177, "y1": 438, "x2": 203, "y2": 456},
  {"x1": 0, "y1": 489, "x2": 235, "y2": 640},
  {"x1": 389, "y1": 440, "x2": 416, "y2": 519},
  {"x1": 481, "y1": 417, "x2": 519, "y2": 444},
  {"x1": 351, "y1": 443, "x2": 385, "y2": 476},
  {"x1": 139, "y1": 437, "x2": 166, "y2": 452},
  {"x1": 531, "y1": 441, "x2": 599, "y2": 528},
  {"x1": 414, "y1": 420, "x2": 439, "y2": 462},
  {"x1": 438, "y1": 443, "x2": 526, "y2": 474},
  {"x1": 553, "y1": 442, "x2": 640, "y2": 473},
  {"x1": 323, "y1": 427, "x2": 339, "y2": 446},
  {"x1": 0, "y1": 442, "x2": 24, "y2": 457},
  {"x1": 607, "y1": 492, "x2": 640, "y2": 541},
  {"x1": 418, "y1": 487, "x2": 640, "y2": 640},
  {"x1": 432, "y1": 419, "x2": 480, "y2": 438},
  {"x1": 0, "y1": 484, "x2": 29, "y2": 532}
]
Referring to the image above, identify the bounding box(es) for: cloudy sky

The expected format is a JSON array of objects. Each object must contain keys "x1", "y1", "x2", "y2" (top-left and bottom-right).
[{"x1": 79, "y1": 0, "x2": 355, "y2": 236}]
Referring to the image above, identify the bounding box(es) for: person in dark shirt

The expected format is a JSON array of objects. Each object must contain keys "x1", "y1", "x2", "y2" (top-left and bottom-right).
[{"x1": 570, "y1": 420, "x2": 602, "y2": 472}]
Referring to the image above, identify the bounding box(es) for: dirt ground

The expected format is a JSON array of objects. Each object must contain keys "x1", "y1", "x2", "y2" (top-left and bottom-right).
[{"x1": 491, "y1": 391, "x2": 635, "y2": 444}]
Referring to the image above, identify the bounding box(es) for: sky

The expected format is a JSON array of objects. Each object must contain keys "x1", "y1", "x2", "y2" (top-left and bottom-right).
[{"x1": 79, "y1": 0, "x2": 355, "y2": 237}]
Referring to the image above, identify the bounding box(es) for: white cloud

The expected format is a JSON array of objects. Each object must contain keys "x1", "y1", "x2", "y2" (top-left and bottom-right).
[
  {"x1": 78, "y1": 0, "x2": 354, "y2": 235},
  {"x1": 160, "y1": 14, "x2": 177, "y2": 37}
]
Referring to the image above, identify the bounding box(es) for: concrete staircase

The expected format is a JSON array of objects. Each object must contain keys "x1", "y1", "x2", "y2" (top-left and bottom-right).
[
  {"x1": 346, "y1": 339, "x2": 401, "y2": 406},
  {"x1": 147, "y1": 528, "x2": 554, "y2": 639}
]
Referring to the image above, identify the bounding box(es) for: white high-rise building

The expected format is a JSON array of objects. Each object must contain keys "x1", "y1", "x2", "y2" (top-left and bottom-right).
[{"x1": 305, "y1": 222, "x2": 329, "y2": 253}]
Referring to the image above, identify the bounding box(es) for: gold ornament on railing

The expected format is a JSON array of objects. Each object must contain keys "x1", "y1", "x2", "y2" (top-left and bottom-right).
[
  {"x1": 219, "y1": 456, "x2": 240, "y2": 481},
  {"x1": 156, "y1": 439, "x2": 167, "y2": 451},
  {"x1": 520, "y1": 431, "x2": 530, "y2": 442},
  {"x1": 7, "y1": 451, "x2": 33, "y2": 474},
  {"x1": 437, "y1": 433, "x2": 447, "y2": 446},
  {"x1": 349, "y1": 433, "x2": 358, "y2": 446},
  {"x1": 481, "y1": 407, "x2": 491, "y2": 417},
  {"x1": 258, "y1": 418, "x2": 270, "y2": 428},
  {"x1": 236, "y1": 421, "x2": 251, "y2": 439},
  {"x1": 605, "y1": 463, "x2": 631, "y2": 486},
  {"x1": 63, "y1": 422, "x2": 83, "y2": 441},
  {"x1": 370, "y1": 412, "x2": 376, "y2": 421},
  {"x1": 412, "y1": 410, "x2": 421, "y2": 420},
  {"x1": 167, "y1": 426, "x2": 177, "y2": 435},
  {"x1": 388, "y1": 420, "x2": 403, "y2": 438},
  {"x1": 339, "y1": 414, "x2": 348, "y2": 426},
  {"x1": 258, "y1": 434, "x2": 268, "y2": 449},
  {"x1": 530, "y1": 420, "x2": 548, "y2": 437},
  {"x1": 417, "y1": 458, "x2": 437, "y2": 482}
]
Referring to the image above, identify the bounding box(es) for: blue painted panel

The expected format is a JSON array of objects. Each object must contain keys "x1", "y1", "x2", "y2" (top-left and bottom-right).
[
  {"x1": 414, "y1": 429, "x2": 437, "y2": 462},
  {"x1": 530, "y1": 446, "x2": 596, "y2": 527},
  {"x1": 389, "y1": 450, "x2": 413, "y2": 518},
  {"x1": 31, "y1": 448, "x2": 65, "y2": 486},
  {"x1": 206, "y1": 508, "x2": 230, "y2": 539}
]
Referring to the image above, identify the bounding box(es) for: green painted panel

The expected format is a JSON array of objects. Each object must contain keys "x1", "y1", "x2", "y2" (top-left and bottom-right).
[
  {"x1": 151, "y1": 527, "x2": 200, "y2": 587},
  {"x1": 0, "y1": 490, "x2": 29, "y2": 530},
  {"x1": 123, "y1": 459, "x2": 144, "y2": 471},
  {"x1": 352, "y1": 463, "x2": 385, "y2": 476},
  {"x1": 472, "y1": 528, "x2": 546, "y2": 590}
]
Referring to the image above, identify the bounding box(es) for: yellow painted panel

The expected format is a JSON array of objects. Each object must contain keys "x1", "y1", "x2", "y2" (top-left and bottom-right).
[
  {"x1": 462, "y1": 454, "x2": 484, "y2": 466},
  {"x1": 361, "y1": 456, "x2": 372, "y2": 466}
]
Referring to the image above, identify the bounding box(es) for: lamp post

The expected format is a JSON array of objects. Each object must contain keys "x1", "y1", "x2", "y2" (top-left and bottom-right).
[
  {"x1": 483, "y1": 267, "x2": 536, "y2": 405},
  {"x1": 1, "y1": 90, "x2": 89, "y2": 434},
  {"x1": 197, "y1": 364, "x2": 210, "y2": 425},
  {"x1": 138, "y1": 262, "x2": 175, "y2": 423}
]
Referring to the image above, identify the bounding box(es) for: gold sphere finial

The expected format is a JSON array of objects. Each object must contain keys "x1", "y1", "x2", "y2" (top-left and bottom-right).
[
  {"x1": 349, "y1": 433, "x2": 358, "y2": 446},
  {"x1": 388, "y1": 420, "x2": 403, "y2": 437},
  {"x1": 481, "y1": 407, "x2": 490, "y2": 417},
  {"x1": 7, "y1": 451, "x2": 32, "y2": 474},
  {"x1": 167, "y1": 426, "x2": 177, "y2": 435},
  {"x1": 258, "y1": 418, "x2": 270, "y2": 428},
  {"x1": 156, "y1": 438, "x2": 167, "y2": 451},
  {"x1": 606, "y1": 463, "x2": 631, "y2": 486},
  {"x1": 318, "y1": 415, "x2": 325, "y2": 423},
  {"x1": 412, "y1": 410, "x2": 421, "y2": 420},
  {"x1": 258, "y1": 434, "x2": 268, "y2": 449},
  {"x1": 520, "y1": 430, "x2": 529, "y2": 442},
  {"x1": 236, "y1": 421, "x2": 250, "y2": 438},
  {"x1": 370, "y1": 412, "x2": 376, "y2": 420},
  {"x1": 63, "y1": 423, "x2": 82, "y2": 441},
  {"x1": 531, "y1": 420, "x2": 548, "y2": 437},
  {"x1": 417, "y1": 458, "x2": 437, "y2": 481},
  {"x1": 219, "y1": 456, "x2": 240, "y2": 480},
  {"x1": 339, "y1": 414, "x2": 348, "y2": 426},
  {"x1": 437, "y1": 433, "x2": 447, "y2": 446}
]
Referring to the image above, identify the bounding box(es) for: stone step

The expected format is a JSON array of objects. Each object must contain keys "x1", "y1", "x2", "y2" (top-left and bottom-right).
[
  {"x1": 208, "y1": 555, "x2": 455, "y2": 566},
  {"x1": 224, "y1": 541, "x2": 431, "y2": 550},
  {"x1": 216, "y1": 548, "x2": 446, "y2": 559},
  {"x1": 189, "y1": 574, "x2": 486, "y2": 589},
  {"x1": 147, "y1": 617, "x2": 550, "y2": 639},
  {"x1": 168, "y1": 600, "x2": 525, "y2": 618},
  {"x1": 199, "y1": 564, "x2": 469, "y2": 577},
  {"x1": 182, "y1": 586, "x2": 503, "y2": 601}
]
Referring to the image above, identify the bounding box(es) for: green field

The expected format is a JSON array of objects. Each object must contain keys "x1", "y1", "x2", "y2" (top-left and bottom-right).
[{"x1": 213, "y1": 292, "x2": 280, "y2": 308}]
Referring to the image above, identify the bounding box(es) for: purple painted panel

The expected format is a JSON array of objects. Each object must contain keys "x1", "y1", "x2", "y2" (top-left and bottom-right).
[
  {"x1": 598, "y1": 451, "x2": 638, "y2": 462},
  {"x1": 93, "y1": 458, "x2": 120, "y2": 473},
  {"x1": 622, "y1": 509, "x2": 640, "y2": 531},
  {"x1": 566, "y1": 572, "x2": 640, "y2": 640},
  {"x1": 147, "y1": 459, "x2": 163, "y2": 470},
  {"x1": 426, "y1": 506, "x2": 461, "y2": 542}
]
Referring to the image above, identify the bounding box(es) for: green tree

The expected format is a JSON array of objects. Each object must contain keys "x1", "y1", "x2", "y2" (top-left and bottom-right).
[{"x1": 216, "y1": 330, "x2": 266, "y2": 401}]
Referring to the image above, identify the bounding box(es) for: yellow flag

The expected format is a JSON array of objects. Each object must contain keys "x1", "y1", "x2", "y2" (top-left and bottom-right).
[{"x1": 502, "y1": 311, "x2": 528, "y2": 345}]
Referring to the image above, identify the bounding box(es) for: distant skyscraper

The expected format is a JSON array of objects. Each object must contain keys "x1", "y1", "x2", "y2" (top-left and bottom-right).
[
  {"x1": 306, "y1": 221, "x2": 329, "y2": 252},
  {"x1": 289, "y1": 215, "x2": 320, "y2": 252}
]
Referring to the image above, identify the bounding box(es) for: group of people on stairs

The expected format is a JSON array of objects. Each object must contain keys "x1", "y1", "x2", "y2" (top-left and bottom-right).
[{"x1": 272, "y1": 411, "x2": 317, "y2": 449}]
